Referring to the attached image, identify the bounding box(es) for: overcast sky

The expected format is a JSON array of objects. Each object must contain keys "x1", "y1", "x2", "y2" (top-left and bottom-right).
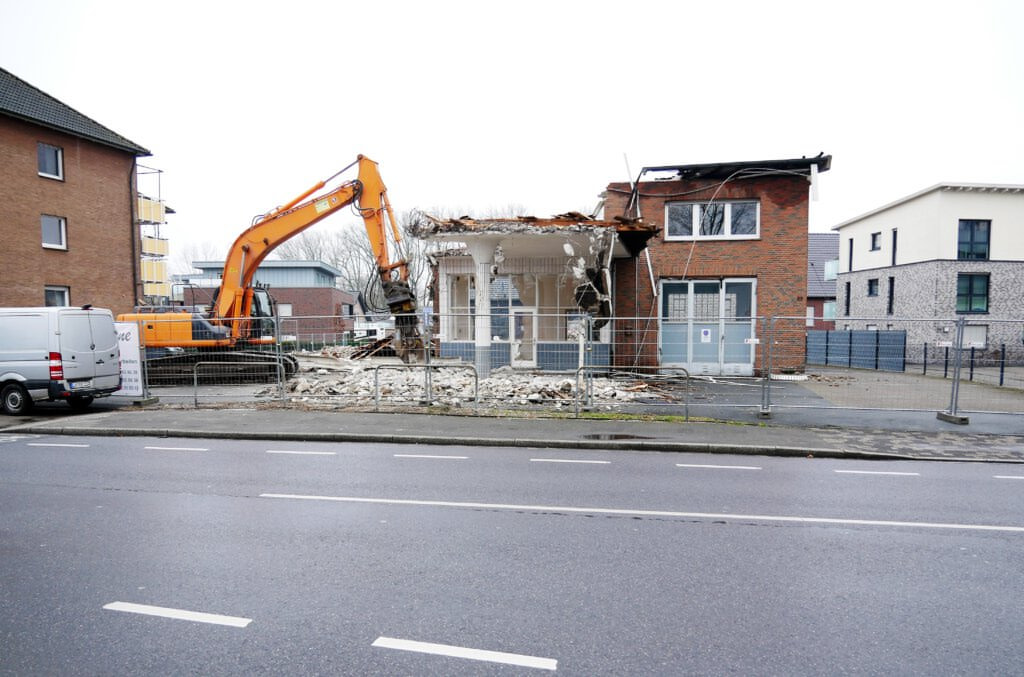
[{"x1": 3, "y1": 0, "x2": 1021, "y2": 262}]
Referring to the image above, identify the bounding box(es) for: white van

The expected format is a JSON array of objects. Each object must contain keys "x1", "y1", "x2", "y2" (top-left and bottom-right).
[{"x1": 0, "y1": 306, "x2": 121, "y2": 415}]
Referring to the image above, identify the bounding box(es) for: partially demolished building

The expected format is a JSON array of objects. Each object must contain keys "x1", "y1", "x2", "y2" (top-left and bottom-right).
[
  {"x1": 414, "y1": 154, "x2": 830, "y2": 377},
  {"x1": 411, "y1": 213, "x2": 656, "y2": 377}
]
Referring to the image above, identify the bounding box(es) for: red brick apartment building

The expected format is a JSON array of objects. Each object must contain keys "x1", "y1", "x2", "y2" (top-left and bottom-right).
[
  {"x1": 604, "y1": 155, "x2": 831, "y2": 375},
  {"x1": 0, "y1": 67, "x2": 150, "y2": 312}
]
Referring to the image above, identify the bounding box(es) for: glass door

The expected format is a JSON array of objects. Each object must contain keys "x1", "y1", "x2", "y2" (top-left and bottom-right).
[
  {"x1": 659, "y1": 279, "x2": 756, "y2": 375},
  {"x1": 511, "y1": 309, "x2": 536, "y2": 368}
]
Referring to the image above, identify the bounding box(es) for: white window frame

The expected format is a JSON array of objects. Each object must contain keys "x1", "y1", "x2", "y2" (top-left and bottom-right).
[
  {"x1": 41, "y1": 214, "x2": 67, "y2": 250},
  {"x1": 664, "y1": 201, "x2": 760, "y2": 241},
  {"x1": 38, "y1": 142, "x2": 64, "y2": 180},
  {"x1": 44, "y1": 285, "x2": 69, "y2": 306}
]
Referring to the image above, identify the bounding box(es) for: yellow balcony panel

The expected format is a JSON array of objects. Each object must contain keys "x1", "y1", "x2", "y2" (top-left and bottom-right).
[{"x1": 141, "y1": 236, "x2": 169, "y2": 256}]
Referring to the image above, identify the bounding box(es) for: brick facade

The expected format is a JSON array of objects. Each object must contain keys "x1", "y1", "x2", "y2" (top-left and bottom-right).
[
  {"x1": 0, "y1": 116, "x2": 139, "y2": 313},
  {"x1": 605, "y1": 173, "x2": 812, "y2": 370}
]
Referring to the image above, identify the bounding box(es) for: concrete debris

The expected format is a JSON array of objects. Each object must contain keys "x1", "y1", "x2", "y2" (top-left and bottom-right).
[{"x1": 264, "y1": 352, "x2": 649, "y2": 407}]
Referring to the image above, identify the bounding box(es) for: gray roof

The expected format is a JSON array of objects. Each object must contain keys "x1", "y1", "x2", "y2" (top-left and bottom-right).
[
  {"x1": 0, "y1": 67, "x2": 150, "y2": 156},
  {"x1": 193, "y1": 259, "x2": 346, "y2": 278},
  {"x1": 808, "y1": 232, "x2": 838, "y2": 298}
]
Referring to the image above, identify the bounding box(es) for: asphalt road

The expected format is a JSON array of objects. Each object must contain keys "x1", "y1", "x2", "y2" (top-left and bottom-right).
[{"x1": 2, "y1": 434, "x2": 1023, "y2": 675}]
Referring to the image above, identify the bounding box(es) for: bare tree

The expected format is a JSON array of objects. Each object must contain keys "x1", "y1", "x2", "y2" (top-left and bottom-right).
[
  {"x1": 169, "y1": 240, "x2": 224, "y2": 275},
  {"x1": 273, "y1": 203, "x2": 537, "y2": 314}
]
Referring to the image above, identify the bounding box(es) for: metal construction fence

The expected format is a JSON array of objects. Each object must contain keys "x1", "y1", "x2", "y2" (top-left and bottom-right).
[{"x1": 131, "y1": 311, "x2": 1024, "y2": 421}]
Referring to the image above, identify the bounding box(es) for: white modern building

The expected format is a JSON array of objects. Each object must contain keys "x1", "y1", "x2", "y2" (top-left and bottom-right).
[{"x1": 833, "y1": 183, "x2": 1024, "y2": 350}]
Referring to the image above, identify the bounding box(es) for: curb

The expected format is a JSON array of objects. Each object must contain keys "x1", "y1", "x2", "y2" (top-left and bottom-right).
[{"x1": 12, "y1": 424, "x2": 929, "y2": 462}]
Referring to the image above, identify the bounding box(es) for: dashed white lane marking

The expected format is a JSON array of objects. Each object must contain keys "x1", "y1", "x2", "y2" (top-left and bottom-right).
[
  {"x1": 393, "y1": 454, "x2": 468, "y2": 460},
  {"x1": 103, "y1": 602, "x2": 251, "y2": 628},
  {"x1": 834, "y1": 470, "x2": 920, "y2": 476},
  {"x1": 994, "y1": 475, "x2": 1024, "y2": 480},
  {"x1": 144, "y1": 446, "x2": 208, "y2": 452},
  {"x1": 266, "y1": 450, "x2": 337, "y2": 456},
  {"x1": 372, "y1": 636, "x2": 557, "y2": 671},
  {"x1": 259, "y1": 494, "x2": 1024, "y2": 533},
  {"x1": 530, "y1": 458, "x2": 610, "y2": 464},
  {"x1": 676, "y1": 463, "x2": 761, "y2": 470},
  {"x1": 26, "y1": 442, "x2": 90, "y2": 448}
]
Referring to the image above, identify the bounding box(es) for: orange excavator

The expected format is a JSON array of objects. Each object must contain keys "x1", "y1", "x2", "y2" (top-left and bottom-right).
[{"x1": 120, "y1": 155, "x2": 419, "y2": 379}]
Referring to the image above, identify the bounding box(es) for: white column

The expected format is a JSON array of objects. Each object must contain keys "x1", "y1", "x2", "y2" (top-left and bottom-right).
[{"x1": 466, "y1": 239, "x2": 498, "y2": 378}]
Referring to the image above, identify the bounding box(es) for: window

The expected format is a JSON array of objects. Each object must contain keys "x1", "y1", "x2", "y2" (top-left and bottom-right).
[
  {"x1": 44, "y1": 286, "x2": 69, "y2": 306},
  {"x1": 957, "y1": 219, "x2": 990, "y2": 260},
  {"x1": 891, "y1": 229, "x2": 898, "y2": 266},
  {"x1": 870, "y1": 232, "x2": 881, "y2": 251},
  {"x1": 823, "y1": 301, "x2": 837, "y2": 320},
  {"x1": 276, "y1": 303, "x2": 293, "y2": 317},
  {"x1": 847, "y1": 238, "x2": 854, "y2": 271},
  {"x1": 956, "y1": 273, "x2": 989, "y2": 313},
  {"x1": 37, "y1": 142, "x2": 64, "y2": 179},
  {"x1": 41, "y1": 214, "x2": 67, "y2": 249},
  {"x1": 844, "y1": 281, "x2": 851, "y2": 316},
  {"x1": 962, "y1": 324, "x2": 988, "y2": 349},
  {"x1": 823, "y1": 259, "x2": 838, "y2": 281},
  {"x1": 806, "y1": 306, "x2": 815, "y2": 327},
  {"x1": 867, "y1": 278, "x2": 879, "y2": 296},
  {"x1": 665, "y1": 201, "x2": 760, "y2": 240},
  {"x1": 886, "y1": 276, "x2": 895, "y2": 315}
]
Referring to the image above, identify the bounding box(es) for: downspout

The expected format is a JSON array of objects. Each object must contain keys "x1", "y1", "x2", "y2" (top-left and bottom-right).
[{"x1": 128, "y1": 156, "x2": 141, "y2": 309}]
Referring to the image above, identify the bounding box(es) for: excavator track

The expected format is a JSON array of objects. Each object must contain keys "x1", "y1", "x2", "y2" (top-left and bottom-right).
[{"x1": 144, "y1": 350, "x2": 299, "y2": 386}]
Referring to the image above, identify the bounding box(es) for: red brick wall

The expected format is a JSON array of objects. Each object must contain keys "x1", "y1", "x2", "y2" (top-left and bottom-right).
[
  {"x1": 182, "y1": 286, "x2": 357, "y2": 334},
  {"x1": 0, "y1": 116, "x2": 139, "y2": 313},
  {"x1": 606, "y1": 174, "x2": 810, "y2": 369}
]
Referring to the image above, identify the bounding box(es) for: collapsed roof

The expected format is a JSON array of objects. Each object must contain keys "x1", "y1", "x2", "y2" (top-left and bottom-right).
[{"x1": 409, "y1": 211, "x2": 658, "y2": 258}]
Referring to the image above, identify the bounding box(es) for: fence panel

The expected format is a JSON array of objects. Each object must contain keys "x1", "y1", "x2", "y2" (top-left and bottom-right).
[
  {"x1": 769, "y1": 316, "x2": 1024, "y2": 416},
  {"x1": 951, "y1": 319, "x2": 1024, "y2": 414}
]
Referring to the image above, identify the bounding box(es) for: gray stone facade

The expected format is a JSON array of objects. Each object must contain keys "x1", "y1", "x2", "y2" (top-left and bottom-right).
[{"x1": 837, "y1": 260, "x2": 1024, "y2": 355}]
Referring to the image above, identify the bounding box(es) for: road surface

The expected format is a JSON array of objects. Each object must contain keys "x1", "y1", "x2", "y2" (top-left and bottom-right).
[{"x1": 2, "y1": 433, "x2": 1022, "y2": 674}]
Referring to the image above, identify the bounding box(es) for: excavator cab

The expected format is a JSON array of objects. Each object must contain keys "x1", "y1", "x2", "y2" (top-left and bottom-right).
[{"x1": 248, "y1": 287, "x2": 277, "y2": 340}]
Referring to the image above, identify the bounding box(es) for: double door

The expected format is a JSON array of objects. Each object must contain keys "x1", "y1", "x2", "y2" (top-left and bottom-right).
[{"x1": 660, "y1": 279, "x2": 756, "y2": 376}]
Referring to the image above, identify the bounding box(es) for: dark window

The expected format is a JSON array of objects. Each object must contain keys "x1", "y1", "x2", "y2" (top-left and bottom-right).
[
  {"x1": 957, "y1": 220, "x2": 990, "y2": 260},
  {"x1": 730, "y1": 202, "x2": 758, "y2": 235},
  {"x1": 891, "y1": 229, "x2": 898, "y2": 266},
  {"x1": 867, "y1": 278, "x2": 879, "y2": 297},
  {"x1": 41, "y1": 214, "x2": 67, "y2": 249},
  {"x1": 844, "y1": 281, "x2": 851, "y2": 316},
  {"x1": 847, "y1": 239, "x2": 854, "y2": 271},
  {"x1": 870, "y1": 232, "x2": 881, "y2": 251},
  {"x1": 37, "y1": 142, "x2": 63, "y2": 179},
  {"x1": 957, "y1": 273, "x2": 989, "y2": 313},
  {"x1": 44, "y1": 286, "x2": 69, "y2": 306},
  {"x1": 887, "y1": 276, "x2": 895, "y2": 315},
  {"x1": 665, "y1": 201, "x2": 760, "y2": 239},
  {"x1": 700, "y1": 203, "x2": 726, "y2": 236}
]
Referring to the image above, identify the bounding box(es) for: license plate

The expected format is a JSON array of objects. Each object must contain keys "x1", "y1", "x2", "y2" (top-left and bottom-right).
[{"x1": 70, "y1": 380, "x2": 93, "y2": 390}]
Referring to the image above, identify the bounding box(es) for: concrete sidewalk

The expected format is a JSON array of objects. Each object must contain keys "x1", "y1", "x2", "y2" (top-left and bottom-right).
[{"x1": 5, "y1": 402, "x2": 1024, "y2": 463}]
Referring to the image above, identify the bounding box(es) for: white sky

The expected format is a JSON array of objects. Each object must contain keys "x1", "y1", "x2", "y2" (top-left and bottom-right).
[{"x1": 2, "y1": 0, "x2": 1022, "y2": 261}]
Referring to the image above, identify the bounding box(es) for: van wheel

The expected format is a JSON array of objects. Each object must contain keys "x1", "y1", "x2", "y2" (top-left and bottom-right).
[
  {"x1": 1, "y1": 383, "x2": 32, "y2": 416},
  {"x1": 68, "y1": 395, "x2": 94, "y2": 411}
]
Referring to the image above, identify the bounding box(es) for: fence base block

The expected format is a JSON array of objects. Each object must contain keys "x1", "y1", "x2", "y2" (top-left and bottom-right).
[
  {"x1": 758, "y1": 408, "x2": 772, "y2": 419},
  {"x1": 936, "y1": 411, "x2": 969, "y2": 425}
]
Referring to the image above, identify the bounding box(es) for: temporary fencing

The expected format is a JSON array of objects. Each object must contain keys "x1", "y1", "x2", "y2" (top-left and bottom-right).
[{"x1": 134, "y1": 310, "x2": 1024, "y2": 421}]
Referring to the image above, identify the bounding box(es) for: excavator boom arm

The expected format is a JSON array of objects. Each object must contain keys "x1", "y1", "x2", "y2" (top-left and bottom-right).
[{"x1": 214, "y1": 155, "x2": 410, "y2": 323}]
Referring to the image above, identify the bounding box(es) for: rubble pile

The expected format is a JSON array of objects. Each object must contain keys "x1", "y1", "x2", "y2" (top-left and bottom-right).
[{"x1": 273, "y1": 357, "x2": 644, "y2": 408}]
